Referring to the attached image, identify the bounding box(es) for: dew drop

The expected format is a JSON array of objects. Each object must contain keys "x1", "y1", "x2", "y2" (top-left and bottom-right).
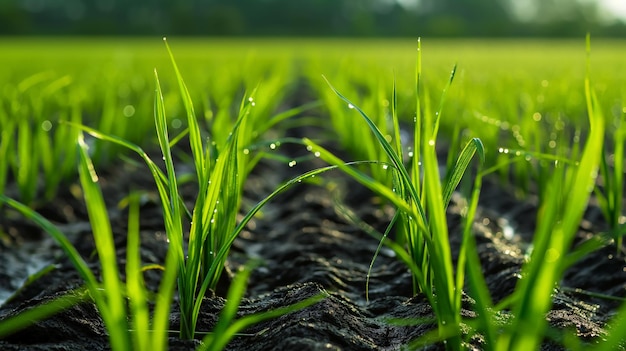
[
  {"x1": 123, "y1": 105, "x2": 135, "y2": 117},
  {"x1": 41, "y1": 120, "x2": 52, "y2": 131},
  {"x1": 288, "y1": 160, "x2": 297, "y2": 167},
  {"x1": 314, "y1": 151, "x2": 321, "y2": 157},
  {"x1": 306, "y1": 145, "x2": 313, "y2": 151},
  {"x1": 408, "y1": 151, "x2": 414, "y2": 157},
  {"x1": 428, "y1": 140, "x2": 435, "y2": 146},
  {"x1": 382, "y1": 164, "x2": 389, "y2": 170},
  {"x1": 348, "y1": 103, "x2": 354, "y2": 109},
  {"x1": 243, "y1": 148, "x2": 250, "y2": 155},
  {"x1": 270, "y1": 143, "x2": 276, "y2": 150}
]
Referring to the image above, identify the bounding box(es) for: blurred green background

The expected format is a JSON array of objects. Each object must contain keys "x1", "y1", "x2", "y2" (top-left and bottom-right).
[{"x1": 1, "y1": 0, "x2": 624, "y2": 37}]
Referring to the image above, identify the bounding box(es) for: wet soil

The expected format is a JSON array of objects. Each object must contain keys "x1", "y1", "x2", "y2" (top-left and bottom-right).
[{"x1": 0, "y1": 139, "x2": 625, "y2": 350}]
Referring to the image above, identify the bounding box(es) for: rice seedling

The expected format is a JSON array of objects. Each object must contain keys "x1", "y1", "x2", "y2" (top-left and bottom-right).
[
  {"x1": 432, "y1": 34, "x2": 621, "y2": 351},
  {"x1": 497, "y1": 35, "x2": 605, "y2": 351},
  {"x1": 0, "y1": 151, "x2": 324, "y2": 351},
  {"x1": 66, "y1": 38, "x2": 327, "y2": 341},
  {"x1": 303, "y1": 39, "x2": 485, "y2": 349},
  {"x1": 303, "y1": 36, "x2": 624, "y2": 350}
]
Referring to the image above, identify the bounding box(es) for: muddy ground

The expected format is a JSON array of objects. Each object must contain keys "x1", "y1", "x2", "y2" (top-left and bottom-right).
[{"x1": 0, "y1": 135, "x2": 625, "y2": 350}]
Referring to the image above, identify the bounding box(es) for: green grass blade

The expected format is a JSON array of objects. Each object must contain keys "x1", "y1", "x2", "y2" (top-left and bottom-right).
[
  {"x1": 366, "y1": 212, "x2": 400, "y2": 302},
  {"x1": 442, "y1": 138, "x2": 485, "y2": 210},
  {"x1": 201, "y1": 261, "x2": 257, "y2": 351},
  {"x1": 508, "y1": 37, "x2": 605, "y2": 349},
  {"x1": 321, "y1": 76, "x2": 426, "y2": 222},
  {"x1": 0, "y1": 196, "x2": 99, "y2": 293},
  {"x1": 459, "y1": 173, "x2": 497, "y2": 349},
  {"x1": 391, "y1": 76, "x2": 403, "y2": 159},
  {"x1": 150, "y1": 223, "x2": 181, "y2": 350},
  {"x1": 62, "y1": 121, "x2": 193, "y2": 222},
  {"x1": 431, "y1": 64, "x2": 457, "y2": 138},
  {"x1": 0, "y1": 287, "x2": 90, "y2": 338},
  {"x1": 163, "y1": 38, "x2": 205, "y2": 183},
  {"x1": 153, "y1": 68, "x2": 193, "y2": 339},
  {"x1": 302, "y1": 138, "x2": 415, "y2": 218},
  {"x1": 421, "y1": 101, "x2": 457, "y2": 330},
  {"x1": 199, "y1": 261, "x2": 326, "y2": 351},
  {"x1": 412, "y1": 38, "x2": 422, "y2": 198},
  {"x1": 125, "y1": 194, "x2": 151, "y2": 351},
  {"x1": 77, "y1": 133, "x2": 131, "y2": 350},
  {"x1": 592, "y1": 299, "x2": 626, "y2": 351}
]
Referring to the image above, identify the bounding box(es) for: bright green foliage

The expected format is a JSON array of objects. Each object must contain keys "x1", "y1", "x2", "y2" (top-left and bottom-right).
[
  {"x1": 500, "y1": 35, "x2": 606, "y2": 351},
  {"x1": 454, "y1": 35, "x2": 612, "y2": 351},
  {"x1": 68, "y1": 40, "x2": 322, "y2": 340},
  {"x1": 0, "y1": 72, "x2": 82, "y2": 204},
  {"x1": 303, "y1": 39, "x2": 485, "y2": 349},
  {"x1": 0, "y1": 139, "x2": 179, "y2": 351},
  {"x1": 160, "y1": 39, "x2": 311, "y2": 339},
  {"x1": 1, "y1": 37, "x2": 626, "y2": 350}
]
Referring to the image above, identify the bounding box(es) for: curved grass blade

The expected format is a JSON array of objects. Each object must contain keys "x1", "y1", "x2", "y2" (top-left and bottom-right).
[
  {"x1": 164, "y1": 38, "x2": 205, "y2": 183},
  {"x1": 0, "y1": 287, "x2": 90, "y2": 338},
  {"x1": 321, "y1": 76, "x2": 427, "y2": 224},
  {"x1": 77, "y1": 133, "x2": 131, "y2": 350},
  {"x1": 125, "y1": 194, "x2": 150, "y2": 351},
  {"x1": 508, "y1": 34, "x2": 605, "y2": 350},
  {"x1": 442, "y1": 138, "x2": 484, "y2": 210},
  {"x1": 198, "y1": 261, "x2": 326, "y2": 351},
  {"x1": 0, "y1": 196, "x2": 99, "y2": 296}
]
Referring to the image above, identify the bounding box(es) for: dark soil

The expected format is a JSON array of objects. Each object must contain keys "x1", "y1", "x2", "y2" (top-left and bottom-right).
[{"x1": 1, "y1": 137, "x2": 625, "y2": 351}]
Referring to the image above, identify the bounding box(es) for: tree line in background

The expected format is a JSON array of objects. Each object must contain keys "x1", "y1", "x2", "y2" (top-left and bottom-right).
[{"x1": 0, "y1": 0, "x2": 624, "y2": 37}]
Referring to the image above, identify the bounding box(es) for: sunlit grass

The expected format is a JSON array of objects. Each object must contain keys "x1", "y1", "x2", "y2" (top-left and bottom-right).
[
  {"x1": 0, "y1": 36, "x2": 625, "y2": 350},
  {"x1": 303, "y1": 39, "x2": 486, "y2": 350}
]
